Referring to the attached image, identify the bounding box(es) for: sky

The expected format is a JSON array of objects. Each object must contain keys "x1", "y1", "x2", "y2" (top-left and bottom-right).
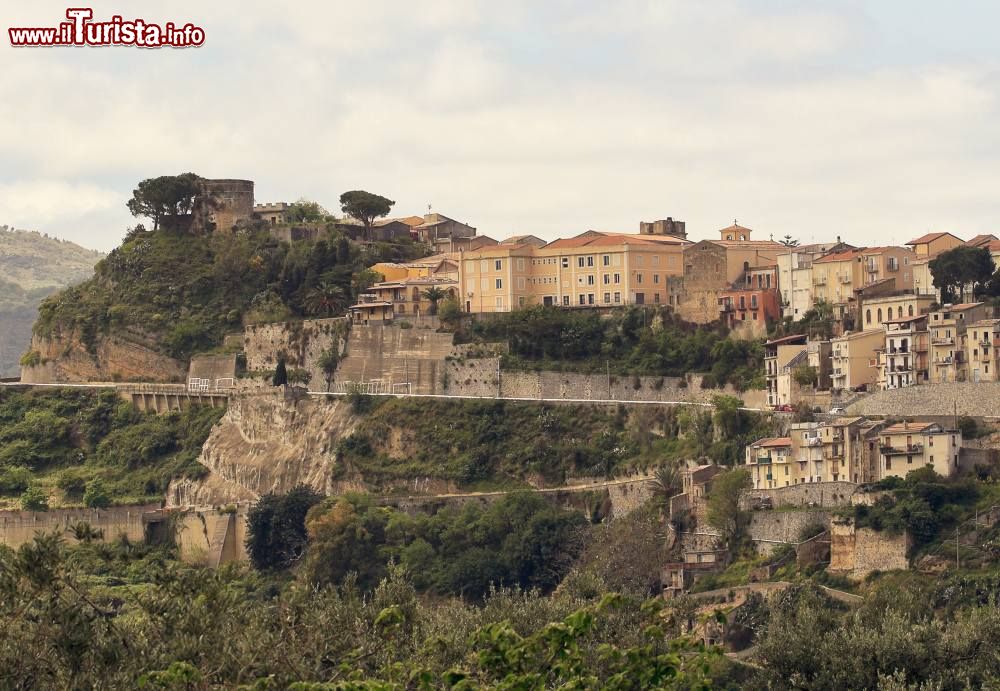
[{"x1": 3, "y1": 0, "x2": 1000, "y2": 252}]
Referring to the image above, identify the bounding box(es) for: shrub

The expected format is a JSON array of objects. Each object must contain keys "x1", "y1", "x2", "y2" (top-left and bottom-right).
[
  {"x1": 19, "y1": 350, "x2": 41, "y2": 368},
  {"x1": 21, "y1": 486, "x2": 49, "y2": 511},
  {"x1": 83, "y1": 479, "x2": 111, "y2": 508}
]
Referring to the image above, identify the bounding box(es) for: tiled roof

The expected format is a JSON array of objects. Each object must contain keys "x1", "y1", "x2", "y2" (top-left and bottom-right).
[
  {"x1": 947, "y1": 302, "x2": 984, "y2": 311},
  {"x1": 965, "y1": 234, "x2": 998, "y2": 248},
  {"x1": 881, "y1": 422, "x2": 940, "y2": 434},
  {"x1": 720, "y1": 223, "x2": 753, "y2": 233},
  {"x1": 753, "y1": 437, "x2": 792, "y2": 448},
  {"x1": 906, "y1": 231, "x2": 962, "y2": 246},
  {"x1": 766, "y1": 334, "x2": 808, "y2": 346},
  {"x1": 544, "y1": 231, "x2": 688, "y2": 250},
  {"x1": 815, "y1": 248, "x2": 864, "y2": 263}
]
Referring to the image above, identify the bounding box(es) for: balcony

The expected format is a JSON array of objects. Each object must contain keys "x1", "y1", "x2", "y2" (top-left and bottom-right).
[
  {"x1": 839, "y1": 274, "x2": 852, "y2": 284},
  {"x1": 932, "y1": 337, "x2": 954, "y2": 346},
  {"x1": 881, "y1": 443, "x2": 924, "y2": 455},
  {"x1": 935, "y1": 356, "x2": 953, "y2": 365},
  {"x1": 805, "y1": 437, "x2": 822, "y2": 447},
  {"x1": 813, "y1": 276, "x2": 827, "y2": 286}
]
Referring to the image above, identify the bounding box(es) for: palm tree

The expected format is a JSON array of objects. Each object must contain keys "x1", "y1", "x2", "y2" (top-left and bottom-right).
[
  {"x1": 647, "y1": 464, "x2": 683, "y2": 511},
  {"x1": 303, "y1": 283, "x2": 346, "y2": 317},
  {"x1": 422, "y1": 286, "x2": 447, "y2": 316}
]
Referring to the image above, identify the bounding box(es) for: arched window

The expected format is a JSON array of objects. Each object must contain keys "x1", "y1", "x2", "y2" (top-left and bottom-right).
[
  {"x1": 908, "y1": 304, "x2": 914, "y2": 317},
  {"x1": 889, "y1": 307, "x2": 895, "y2": 320},
  {"x1": 866, "y1": 309, "x2": 872, "y2": 325},
  {"x1": 877, "y1": 308, "x2": 883, "y2": 323}
]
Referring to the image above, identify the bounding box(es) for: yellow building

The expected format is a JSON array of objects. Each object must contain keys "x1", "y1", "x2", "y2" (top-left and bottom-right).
[
  {"x1": 966, "y1": 318, "x2": 1000, "y2": 383},
  {"x1": 812, "y1": 247, "x2": 916, "y2": 319},
  {"x1": 366, "y1": 277, "x2": 459, "y2": 318},
  {"x1": 877, "y1": 422, "x2": 961, "y2": 479},
  {"x1": 456, "y1": 231, "x2": 689, "y2": 313},
  {"x1": 370, "y1": 254, "x2": 459, "y2": 282},
  {"x1": 905, "y1": 231, "x2": 964, "y2": 259},
  {"x1": 928, "y1": 302, "x2": 993, "y2": 383},
  {"x1": 860, "y1": 293, "x2": 935, "y2": 329},
  {"x1": 746, "y1": 437, "x2": 793, "y2": 489},
  {"x1": 748, "y1": 418, "x2": 874, "y2": 488},
  {"x1": 831, "y1": 329, "x2": 885, "y2": 391},
  {"x1": 763, "y1": 334, "x2": 808, "y2": 408}
]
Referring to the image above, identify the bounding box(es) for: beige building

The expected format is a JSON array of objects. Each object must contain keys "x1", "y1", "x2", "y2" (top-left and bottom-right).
[
  {"x1": 746, "y1": 437, "x2": 793, "y2": 489},
  {"x1": 776, "y1": 241, "x2": 853, "y2": 319},
  {"x1": 747, "y1": 417, "x2": 868, "y2": 488},
  {"x1": 861, "y1": 293, "x2": 935, "y2": 330},
  {"x1": 831, "y1": 329, "x2": 885, "y2": 391},
  {"x1": 966, "y1": 318, "x2": 1000, "y2": 383},
  {"x1": 811, "y1": 247, "x2": 916, "y2": 320},
  {"x1": 877, "y1": 422, "x2": 961, "y2": 479},
  {"x1": 928, "y1": 302, "x2": 993, "y2": 383},
  {"x1": 366, "y1": 277, "x2": 459, "y2": 318},
  {"x1": 879, "y1": 315, "x2": 929, "y2": 389},
  {"x1": 764, "y1": 334, "x2": 808, "y2": 407},
  {"x1": 906, "y1": 231, "x2": 964, "y2": 259},
  {"x1": 456, "y1": 231, "x2": 689, "y2": 313}
]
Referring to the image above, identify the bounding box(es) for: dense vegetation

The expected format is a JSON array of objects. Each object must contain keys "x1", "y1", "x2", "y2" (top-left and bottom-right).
[
  {"x1": 0, "y1": 388, "x2": 222, "y2": 508},
  {"x1": 33, "y1": 223, "x2": 424, "y2": 360},
  {"x1": 300, "y1": 492, "x2": 588, "y2": 598},
  {"x1": 457, "y1": 306, "x2": 765, "y2": 390},
  {"x1": 335, "y1": 396, "x2": 775, "y2": 489}
]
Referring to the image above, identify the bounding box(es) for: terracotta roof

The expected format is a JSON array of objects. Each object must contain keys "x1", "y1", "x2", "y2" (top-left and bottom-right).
[
  {"x1": 713, "y1": 240, "x2": 785, "y2": 248},
  {"x1": 753, "y1": 437, "x2": 792, "y2": 448},
  {"x1": 906, "y1": 231, "x2": 962, "y2": 246},
  {"x1": 965, "y1": 234, "x2": 998, "y2": 248},
  {"x1": 766, "y1": 334, "x2": 808, "y2": 346},
  {"x1": 349, "y1": 301, "x2": 392, "y2": 309},
  {"x1": 885, "y1": 314, "x2": 927, "y2": 324},
  {"x1": 815, "y1": 248, "x2": 864, "y2": 263},
  {"x1": 881, "y1": 422, "x2": 941, "y2": 434},
  {"x1": 544, "y1": 231, "x2": 688, "y2": 250},
  {"x1": 720, "y1": 223, "x2": 753, "y2": 233}
]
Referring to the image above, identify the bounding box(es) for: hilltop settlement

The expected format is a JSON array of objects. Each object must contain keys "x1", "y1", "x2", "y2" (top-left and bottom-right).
[{"x1": 6, "y1": 174, "x2": 1000, "y2": 687}]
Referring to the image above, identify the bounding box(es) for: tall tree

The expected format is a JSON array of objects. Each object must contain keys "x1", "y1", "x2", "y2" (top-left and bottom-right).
[
  {"x1": 780, "y1": 235, "x2": 799, "y2": 247},
  {"x1": 706, "y1": 468, "x2": 751, "y2": 548},
  {"x1": 126, "y1": 173, "x2": 201, "y2": 231},
  {"x1": 272, "y1": 357, "x2": 288, "y2": 387},
  {"x1": 303, "y1": 283, "x2": 346, "y2": 316},
  {"x1": 339, "y1": 190, "x2": 395, "y2": 241},
  {"x1": 288, "y1": 199, "x2": 329, "y2": 223},
  {"x1": 421, "y1": 286, "x2": 447, "y2": 315},
  {"x1": 930, "y1": 246, "x2": 995, "y2": 302}
]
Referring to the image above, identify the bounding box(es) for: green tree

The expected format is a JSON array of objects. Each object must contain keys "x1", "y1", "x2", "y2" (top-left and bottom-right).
[
  {"x1": 437, "y1": 296, "x2": 463, "y2": 328},
  {"x1": 339, "y1": 190, "x2": 395, "y2": 241},
  {"x1": 83, "y1": 479, "x2": 110, "y2": 508},
  {"x1": 272, "y1": 358, "x2": 288, "y2": 386},
  {"x1": 302, "y1": 282, "x2": 346, "y2": 316},
  {"x1": 648, "y1": 464, "x2": 682, "y2": 512},
  {"x1": 780, "y1": 235, "x2": 799, "y2": 247},
  {"x1": 706, "y1": 468, "x2": 751, "y2": 547},
  {"x1": 126, "y1": 173, "x2": 201, "y2": 231},
  {"x1": 317, "y1": 347, "x2": 340, "y2": 391},
  {"x1": 792, "y1": 365, "x2": 818, "y2": 387},
  {"x1": 287, "y1": 198, "x2": 329, "y2": 223},
  {"x1": 930, "y1": 246, "x2": 995, "y2": 302},
  {"x1": 245, "y1": 485, "x2": 324, "y2": 570},
  {"x1": 421, "y1": 286, "x2": 447, "y2": 316},
  {"x1": 20, "y1": 485, "x2": 49, "y2": 511}
]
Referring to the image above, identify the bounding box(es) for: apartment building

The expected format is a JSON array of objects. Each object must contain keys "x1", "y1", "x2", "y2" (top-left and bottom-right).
[
  {"x1": 811, "y1": 247, "x2": 916, "y2": 320},
  {"x1": 764, "y1": 334, "x2": 808, "y2": 407},
  {"x1": 365, "y1": 277, "x2": 459, "y2": 317},
  {"x1": 877, "y1": 422, "x2": 961, "y2": 479},
  {"x1": 831, "y1": 329, "x2": 885, "y2": 391},
  {"x1": 860, "y1": 293, "x2": 935, "y2": 329},
  {"x1": 906, "y1": 231, "x2": 964, "y2": 259},
  {"x1": 928, "y1": 302, "x2": 993, "y2": 383},
  {"x1": 878, "y1": 315, "x2": 929, "y2": 389},
  {"x1": 966, "y1": 318, "x2": 1000, "y2": 383},
  {"x1": 457, "y1": 231, "x2": 689, "y2": 313},
  {"x1": 746, "y1": 437, "x2": 793, "y2": 489},
  {"x1": 776, "y1": 241, "x2": 854, "y2": 319}
]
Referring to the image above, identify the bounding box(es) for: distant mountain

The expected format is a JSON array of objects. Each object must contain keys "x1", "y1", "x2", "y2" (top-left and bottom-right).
[{"x1": 0, "y1": 226, "x2": 104, "y2": 376}]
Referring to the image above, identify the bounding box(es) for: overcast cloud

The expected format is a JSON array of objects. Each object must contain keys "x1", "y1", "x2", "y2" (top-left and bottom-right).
[{"x1": 3, "y1": 0, "x2": 1000, "y2": 251}]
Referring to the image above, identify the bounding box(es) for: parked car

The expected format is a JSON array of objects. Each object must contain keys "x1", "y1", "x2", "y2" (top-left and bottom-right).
[
  {"x1": 830, "y1": 406, "x2": 846, "y2": 415},
  {"x1": 773, "y1": 404, "x2": 793, "y2": 412}
]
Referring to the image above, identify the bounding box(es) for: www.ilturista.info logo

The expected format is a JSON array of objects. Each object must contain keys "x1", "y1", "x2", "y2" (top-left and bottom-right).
[{"x1": 9, "y1": 8, "x2": 205, "y2": 47}]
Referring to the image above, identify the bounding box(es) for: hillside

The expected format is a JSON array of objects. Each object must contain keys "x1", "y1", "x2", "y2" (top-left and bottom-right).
[
  {"x1": 0, "y1": 226, "x2": 103, "y2": 376},
  {"x1": 24, "y1": 224, "x2": 425, "y2": 382}
]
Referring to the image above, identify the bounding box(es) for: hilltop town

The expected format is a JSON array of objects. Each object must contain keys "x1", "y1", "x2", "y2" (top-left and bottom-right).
[{"x1": 6, "y1": 174, "x2": 1000, "y2": 686}]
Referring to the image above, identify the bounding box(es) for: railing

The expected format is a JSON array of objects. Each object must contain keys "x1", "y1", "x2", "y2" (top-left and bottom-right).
[
  {"x1": 813, "y1": 276, "x2": 827, "y2": 286},
  {"x1": 932, "y1": 337, "x2": 954, "y2": 345},
  {"x1": 187, "y1": 378, "x2": 234, "y2": 392},
  {"x1": 880, "y1": 443, "x2": 924, "y2": 455},
  {"x1": 839, "y1": 274, "x2": 852, "y2": 284}
]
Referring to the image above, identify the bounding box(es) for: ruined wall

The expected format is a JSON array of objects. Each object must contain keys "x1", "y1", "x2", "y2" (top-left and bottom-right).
[
  {"x1": 244, "y1": 317, "x2": 347, "y2": 388},
  {"x1": 445, "y1": 361, "x2": 768, "y2": 408},
  {"x1": 849, "y1": 382, "x2": 1000, "y2": 417},
  {"x1": 20, "y1": 328, "x2": 185, "y2": 384},
  {"x1": 743, "y1": 482, "x2": 858, "y2": 509},
  {"x1": 829, "y1": 520, "x2": 910, "y2": 578},
  {"x1": 166, "y1": 391, "x2": 359, "y2": 507},
  {"x1": 748, "y1": 509, "x2": 832, "y2": 556},
  {"x1": 199, "y1": 179, "x2": 254, "y2": 233}
]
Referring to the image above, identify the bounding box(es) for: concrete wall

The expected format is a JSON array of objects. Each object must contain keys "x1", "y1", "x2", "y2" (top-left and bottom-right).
[
  {"x1": 849, "y1": 382, "x2": 1000, "y2": 417},
  {"x1": 334, "y1": 324, "x2": 458, "y2": 395},
  {"x1": 445, "y1": 362, "x2": 768, "y2": 408},
  {"x1": 0, "y1": 505, "x2": 157, "y2": 547},
  {"x1": 743, "y1": 482, "x2": 858, "y2": 509},
  {"x1": 829, "y1": 519, "x2": 910, "y2": 578}
]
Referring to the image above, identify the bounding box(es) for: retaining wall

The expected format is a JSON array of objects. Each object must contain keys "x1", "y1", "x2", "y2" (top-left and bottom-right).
[
  {"x1": 748, "y1": 509, "x2": 832, "y2": 556},
  {"x1": 848, "y1": 382, "x2": 1000, "y2": 417},
  {"x1": 743, "y1": 482, "x2": 858, "y2": 509}
]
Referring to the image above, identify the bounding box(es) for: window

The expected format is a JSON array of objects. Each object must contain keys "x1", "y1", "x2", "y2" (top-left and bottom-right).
[
  {"x1": 603, "y1": 274, "x2": 610, "y2": 285},
  {"x1": 480, "y1": 278, "x2": 488, "y2": 291},
  {"x1": 495, "y1": 278, "x2": 503, "y2": 289},
  {"x1": 587, "y1": 256, "x2": 594, "y2": 267},
  {"x1": 588, "y1": 293, "x2": 595, "y2": 305},
  {"x1": 563, "y1": 296, "x2": 569, "y2": 305},
  {"x1": 480, "y1": 259, "x2": 488, "y2": 272},
  {"x1": 561, "y1": 257, "x2": 569, "y2": 268},
  {"x1": 517, "y1": 277, "x2": 525, "y2": 290},
  {"x1": 587, "y1": 275, "x2": 595, "y2": 285},
  {"x1": 604, "y1": 292, "x2": 611, "y2": 303},
  {"x1": 518, "y1": 296, "x2": 525, "y2": 307},
  {"x1": 654, "y1": 293, "x2": 661, "y2": 303},
  {"x1": 635, "y1": 255, "x2": 643, "y2": 267},
  {"x1": 516, "y1": 258, "x2": 525, "y2": 271},
  {"x1": 578, "y1": 257, "x2": 585, "y2": 268},
  {"x1": 654, "y1": 274, "x2": 660, "y2": 284},
  {"x1": 878, "y1": 308, "x2": 883, "y2": 322},
  {"x1": 579, "y1": 295, "x2": 586, "y2": 305},
  {"x1": 614, "y1": 273, "x2": 621, "y2": 284},
  {"x1": 614, "y1": 292, "x2": 621, "y2": 303},
  {"x1": 495, "y1": 296, "x2": 504, "y2": 308},
  {"x1": 636, "y1": 273, "x2": 643, "y2": 284},
  {"x1": 652, "y1": 255, "x2": 660, "y2": 267},
  {"x1": 603, "y1": 255, "x2": 610, "y2": 266}
]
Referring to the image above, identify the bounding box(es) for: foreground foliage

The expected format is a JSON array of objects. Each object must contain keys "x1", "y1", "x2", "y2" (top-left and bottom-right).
[{"x1": 0, "y1": 388, "x2": 222, "y2": 507}]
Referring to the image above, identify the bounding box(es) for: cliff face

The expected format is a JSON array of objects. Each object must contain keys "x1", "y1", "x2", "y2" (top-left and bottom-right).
[
  {"x1": 166, "y1": 391, "x2": 360, "y2": 507},
  {"x1": 19, "y1": 326, "x2": 185, "y2": 383}
]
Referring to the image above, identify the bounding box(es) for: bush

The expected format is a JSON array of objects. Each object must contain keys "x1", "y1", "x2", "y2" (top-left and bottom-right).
[
  {"x1": 83, "y1": 479, "x2": 111, "y2": 508},
  {"x1": 246, "y1": 486, "x2": 324, "y2": 571},
  {"x1": 21, "y1": 485, "x2": 49, "y2": 511}
]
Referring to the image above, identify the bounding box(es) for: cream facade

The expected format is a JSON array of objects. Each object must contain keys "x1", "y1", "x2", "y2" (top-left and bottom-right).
[
  {"x1": 746, "y1": 418, "x2": 867, "y2": 488},
  {"x1": 764, "y1": 335, "x2": 808, "y2": 407},
  {"x1": 928, "y1": 303, "x2": 993, "y2": 384},
  {"x1": 879, "y1": 315, "x2": 929, "y2": 389},
  {"x1": 831, "y1": 329, "x2": 885, "y2": 391},
  {"x1": 877, "y1": 422, "x2": 961, "y2": 479},
  {"x1": 861, "y1": 294, "x2": 935, "y2": 329},
  {"x1": 966, "y1": 318, "x2": 1000, "y2": 383},
  {"x1": 457, "y1": 232, "x2": 688, "y2": 313}
]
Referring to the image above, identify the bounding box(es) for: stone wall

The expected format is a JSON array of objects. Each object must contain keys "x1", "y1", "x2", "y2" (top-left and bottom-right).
[
  {"x1": 748, "y1": 509, "x2": 832, "y2": 556},
  {"x1": 0, "y1": 505, "x2": 156, "y2": 547},
  {"x1": 333, "y1": 323, "x2": 458, "y2": 395},
  {"x1": 445, "y1": 361, "x2": 768, "y2": 408},
  {"x1": 20, "y1": 328, "x2": 185, "y2": 384},
  {"x1": 244, "y1": 317, "x2": 347, "y2": 388},
  {"x1": 743, "y1": 482, "x2": 858, "y2": 509},
  {"x1": 849, "y1": 382, "x2": 1000, "y2": 417},
  {"x1": 829, "y1": 519, "x2": 910, "y2": 578}
]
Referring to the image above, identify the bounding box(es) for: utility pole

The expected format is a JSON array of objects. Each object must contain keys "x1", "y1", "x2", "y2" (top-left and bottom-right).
[
  {"x1": 607, "y1": 360, "x2": 611, "y2": 399},
  {"x1": 956, "y1": 526, "x2": 960, "y2": 570},
  {"x1": 496, "y1": 358, "x2": 501, "y2": 399}
]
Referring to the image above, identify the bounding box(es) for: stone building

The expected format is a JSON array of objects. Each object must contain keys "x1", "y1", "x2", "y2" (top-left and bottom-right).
[
  {"x1": 197, "y1": 179, "x2": 254, "y2": 233},
  {"x1": 764, "y1": 334, "x2": 807, "y2": 407},
  {"x1": 253, "y1": 202, "x2": 292, "y2": 225},
  {"x1": 639, "y1": 217, "x2": 686, "y2": 239},
  {"x1": 747, "y1": 417, "x2": 870, "y2": 488},
  {"x1": 877, "y1": 314, "x2": 929, "y2": 389},
  {"x1": 413, "y1": 213, "x2": 477, "y2": 243}
]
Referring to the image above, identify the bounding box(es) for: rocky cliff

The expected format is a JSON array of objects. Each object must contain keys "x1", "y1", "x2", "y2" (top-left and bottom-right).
[
  {"x1": 166, "y1": 390, "x2": 361, "y2": 507},
  {"x1": 19, "y1": 326, "x2": 185, "y2": 383}
]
